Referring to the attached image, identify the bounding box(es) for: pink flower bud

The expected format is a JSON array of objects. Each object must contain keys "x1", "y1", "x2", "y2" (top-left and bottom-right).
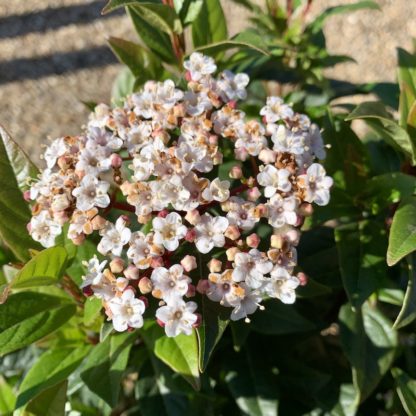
[
  {"x1": 297, "y1": 272, "x2": 308, "y2": 286},
  {"x1": 185, "y1": 228, "x2": 196, "y2": 243},
  {"x1": 150, "y1": 256, "x2": 164, "y2": 268},
  {"x1": 23, "y1": 190, "x2": 31, "y2": 201},
  {"x1": 246, "y1": 233, "x2": 260, "y2": 248},
  {"x1": 208, "y1": 258, "x2": 222, "y2": 273},
  {"x1": 208, "y1": 134, "x2": 218, "y2": 145},
  {"x1": 186, "y1": 283, "x2": 196, "y2": 297},
  {"x1": 124, "y1": 265, "x2": 140, "y2": 280},
  {"x1": 225, "y1": 225, "x2": 240, "y2": 241},
  {"x1": 229, "y1": 165, "x2": 243, "y2": 179},
  {"x1": 185, "y1": 209, "x2": 200, "y2": 225},
  {"x1": 82, "y1": 285, "x2": 94, "y2": 297},
  {"x1": 228, "y1": 100, "x2": 237, "y2": 109},
  {"x1": 181, "y1": 255, "x2": 197, "y2": 272},
  {"x1": 299, "y1": 202, "x2": 314, "y2": 217},
  {"x1": 110, "y1": 153, "x2": 123, "y2": 168},
  {"x1": 247, "y1": 187, "x2": 261, "y2": 202},
  {"x1": 196, "y1": 279, "x2": 210, "y2": 294},
  {"x1": 185, "y1": 71, "x2": 192, "y2": 82},
  {"x1": 258, "y1": 148, "x2": 276, "y2": 164},
  {"x1": 226, "y1": 247, "x2": 240, "y2": 261},
  {"x1": 110, "y1": 257, "x2": 125, "y2": 274},
  {"x1": 235, "y1": 147, "x2": 249, "y2": 161},
  {"x1": 157, "y1": 209, "x2": 169, "y2": 218},
  {"x1": 91, "y1": 215, "x2": 106, "y2": 231},
  {"x1": 138, "y1": 276, "x2": 153, "y2": 294},
  {"x1": 120, "y1": 215, "x2": 131, "y2": 226}
]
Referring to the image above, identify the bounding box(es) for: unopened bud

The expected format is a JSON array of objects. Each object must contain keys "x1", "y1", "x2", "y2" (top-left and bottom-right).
[
  {"x1": 152, "y1": 288, "x2": 163, "y2": 299},
  {"x1": 124, "y1": 264, "x2": 140, "y2": 280},
  {"x1": 186, "y1": 283, "x2": 196, "y2": 297},
  {"x1": 208, "y1": 258, "x2": 222, "y2": 273},
  {"x1": 235, "y1": 147, "x2": 249, "y2": 161},
  {"x1": 246, "y1": 233, "x2": 260, "y2": 248},
  {"x1": 181, "y1": 255, "x2": 197, "y2": 272},
  {"x1": 258, "y1": 148, "x2": 276, "y2": 164},
  {"x1": 110, "y1": 257, "x2": 125, "y2": 274},
  {"x1": 150, "y1": 256, "x2": 164, "y2": 268},
  {"x1": 297, "y1": 272, "x2": 308, "y2": 286},
  {"x1": 138, "y1": 276, "x2": 152, "y2": 294},
  {"x1": 208, "y1": 134, "x2": 218, "y2": 145},
  {"x1": 299, "y1": 202, "x2": 313, "y2": 217},
  {"x1": 83, "y1": 285, "x2": 94, "y2": 297},
  {"x1": 228, "y1": 100, "x2": 237, "y2": 109},
  {"x1": 271, "y1": 234, "x2": 284, "y2": 249},
  {"x1": 91, "y1": 215, "x2": 106, "y2": 231},
  {"x1": 229, "y1": 165, "x2": 243, "y2": 179},
  {"x1": 196, "y1": 279, "x2": 210, "y2": 294},
  {"x1": 226, "y1": 247, "x2": 240, "y2": 261},
  {"x1": 23, "y1": 190, "x2": 31, "y2": 201},
  {"x1": 247, "y1": 187, "x2": 261, "y2": 202},
  {"x1": 185, "y1": 209, "x2": 200, "y2": 225},
  {"x1": 110, "y1": 153, "x2": 123, "y2": 168},
  {"x1": 185, "y1": 71, "x2": 192, "y2": 82},
  {"x1": 225, "y1": 225, "x2": 240, "y2": 241},
  {"x1": 157, "y1": 209, "x2": 169, "y2": 218},
  {"x1": 185, "y1": 228, "x2": 196, "y2": 243}
]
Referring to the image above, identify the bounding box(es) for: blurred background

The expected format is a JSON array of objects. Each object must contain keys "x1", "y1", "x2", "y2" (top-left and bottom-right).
[{"x1": 0, "y1": 0, "x2": 415, "y2": 160}]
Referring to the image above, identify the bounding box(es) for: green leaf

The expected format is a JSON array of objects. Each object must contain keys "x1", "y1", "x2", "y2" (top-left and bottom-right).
[
  {"x1": 102, "y1": 0, "x2": 160, "y2": 14},
  {"x1": 84, "y1": 297, "x2": 103, "y2": 327},
  {"x1": 387, "y1": 196, "x2": 416, "y2": 266},
  {"x1": 196, "y1": 298, "x2": 228, "y2": 372},
  {"x1": 112, "y1": 67, "x2": 136, "y2": 104},
  {"x1": 346, "y1": 101, "x2": 416, "y2": 164},
  {"x1": 0, "y1": 292, "x2": 76, "y2": 356},
  {"x1": 108, "y1": 37, "x2": 163, "y2": 82},
  {"x1": 80, "y1": 332, "x2": 136, "y2": 407},
  {"x1": 251, "y1": 300, "x2": 315, "y2": 335},
  {"x1": 131, "y1": 3, "x2": 182, "y2": 35},
  {"x1": 392, "y1": 367, "x2": 416, "y2": 416},
  {"x1": 23, "y1": 380, "x2": 67, "y2": 416},
  {"x1": 192, "y1": 0, "x2": 227, "y2": 49},
  {"x1": 0, "y1": 375, "x2": 16, "y2": 414},
  {"x1": 339, "y1": 302, "x2": 398, "y2": 402},
  {"x1": 307, "y1": 1, "x2": 380, "y2": 34},
  {"x1": 397, "y1": 48, "x2": 416, "y2": 129},
  {"x1": 16, "y1": 345, "x2": 91, "y2": 408},
  {"x1": 0, "y1": 127, "x2": 41, "y2": 261},
  {"x1": 141, "y1": 322, "x2": 200, "y2": 390},
  {"x1": 195, "y1": 39, "x2": 269, "y2": 57},
  {"x1": 128, "y1": 6, "x2": 177, "y2": 64},
  {"x1": 335, "y1": 220, "x2": 388, "y2": 308},
  {"x1": 175, "y1": 0, "x2": 203, "y2": 25},
  {"x1": 393, "y1": 253, "x2": 416, "y2": 329}
]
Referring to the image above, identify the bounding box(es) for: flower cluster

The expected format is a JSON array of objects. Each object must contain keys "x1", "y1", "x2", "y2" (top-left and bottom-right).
[{"x1": 27, "y1": 52, "x2": 333, "y2": 337}]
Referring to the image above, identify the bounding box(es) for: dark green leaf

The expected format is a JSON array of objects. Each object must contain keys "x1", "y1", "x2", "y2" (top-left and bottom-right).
[
  {"x1": 102, "y1": 0, "x2": 160, "y2": 14},
  {"x1": 339, "y1": 302, "x2": 398, "y2": 402},
  {"x1": 80, "y1": 332, "x2": 136, "y2": 407},
  {"x1": 23, "y1": 380, "x2": 67, "y2": 416},
  {"x1": 0, "y1": 292, "x2": 76, "y2": 356},
  {"x1": 16, "y1": 345, "x2": 91, "y2": 408},
  {"x1": 392, "y1": 367, "x2": 416, "y2": 416},
  {"x1": 397, "y1": 48, "x2": 416, "y2": 129},
  {"x1": 387, "y1": 196, "x2": 416, "y2": 266},
  {"x1": 175, "y1": 0, "x2": 203, "y2": 25},
  {"x1": 0, "y1": 127, "x2": 41, "y2": 261}
]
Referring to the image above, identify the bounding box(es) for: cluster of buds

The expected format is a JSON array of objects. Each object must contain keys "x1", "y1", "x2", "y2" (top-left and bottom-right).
[{"x1": 27, "y1": 53, "x2": 332, "y2": 337}]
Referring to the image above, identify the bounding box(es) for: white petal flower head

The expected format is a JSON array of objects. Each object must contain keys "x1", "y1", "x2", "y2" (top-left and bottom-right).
[
  {"x1": 257, "y1": 165, "x2": 292, "y2": 198},
  {"x1": 30, "y1": 210, "x2": 62, "y2": 248},
  {"x1": 156, "y1": 299, "x2": 198, "y2": 337},
  {"x1": 207, "y1": 270, "x2": 238, "y2": 306},
  {"x1": 267, "y1": 194, "x2": 298, "y2": 228},
  {"x1": 298, "y1": 163, "x2": 333, "y2": 206},
  {"x1": 76, "y1": 144, "x2": 112, "y2": 176},
  {"x1": 151, "y1": 264, "x2": 190, "y2": 302},
  {"x1": 232, "y1": 249, "x2": 273, "y2": 289},
  {"x1": 195, "y1": 213, "x2": 229, "y2": 254},
  {"x1": 81, "y1": 256, "x2": 107, "y2": 288},
  {"x1": 44, "y1": 138, "x2": 69, "y2": 169},
  {"x1": 152, "y1": 212, "x2": 187, "y2": 251},
  {"x1": 271, "y1": 125, "x2": 305, "y2": 155},
  {"x1": 260, "y1": 96, "x2": 294, "y2": 123},
  {"x1": 226, "y1": 197, "x2": 259, "y2": 231},
  {"x1": 97, "y1": 217, "x2": 132, "y2": 257},
  {"x1": 109, "y1": 289, "x2": 146, "y2": 332},
  {"x1": 184, "y1": 52, "x2": 217, "y2": 81},
  {"x1": 265, "y1": 267, "x2": 300, "y2": 304},
  {"x1": 87, "y1": 126, "x2": 123, "y2": 151},
  {"x1": 72, "y1": 174, "x2": 110, "y2": 211},
  {"x1": 127, "y1": 231, "x2": 164, "y2": 269},
  {"x1": 218, "y1": 70, "x2": 250, "y2": 101},
  {"x1": 229, "y1": 283, "x2": 263, "y2": 322},
  {"x1": 94, "y1": 276, "x2": 129, "y2": 301},
  {"x1": 156, "y1": 79, "x2": 184, "y2": 109},
  {"x1": 184, "y1": 91, "x2": 213, "y2": 116},
  {"x1": 202, "y1": 178, "x2": 230, "y2": 202}
]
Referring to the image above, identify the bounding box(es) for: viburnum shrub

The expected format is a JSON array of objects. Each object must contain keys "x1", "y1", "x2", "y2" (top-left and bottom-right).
[{"x1": 27, "y1": 53, "x2": 332, "y2": 337}]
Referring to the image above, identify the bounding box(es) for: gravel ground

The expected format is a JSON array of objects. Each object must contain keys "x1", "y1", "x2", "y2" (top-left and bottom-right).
[{"x1": 0, "y1": 0, "x2": 414, "y2": 161}]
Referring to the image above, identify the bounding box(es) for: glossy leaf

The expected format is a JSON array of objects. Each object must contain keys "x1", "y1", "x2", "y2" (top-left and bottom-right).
[
  {"x1": 80, "y1": 332, "x2": 136, "y2": 407},
  {"x1": 0, "y1": 127, "x2": 40, "y2": 261},
  {"x1": 346, "y1": 101, "x2": 416, "y2": 164},
  {"x1": 392, "y1": 367, "x2": 416, "y2": 416},
  {"x1": 102, "y1": 0, "x2": 160, "y2": 14},
  {"x1": 387, "y1": 196, "x2": 416, "y2": 266},
  {"x1": 192, "y1": 0, "x2": 227, "y2": 49},
  {"x1": 0, "y1": 375, "x2": 16, "y2": 414},
  {"x1": 23, "y1": 380, "x2": 67, "y2": 416},
  {"x1": 0, "y1": 292, "x2": 76, "y2": 356},
  {"x1": 16, "y1": 345, "x2": 91, "y2": 408},
  {"x1": 84, "y1": 297, "x2": 103, "y2": 327},
  {"x1": 175, "y1": 0, "x2": 203, "y2": 25},
  {"x1": 339, "y1": 302, "x2": 398, "y2": 402},
  {"x1": 397, "y1": 48, "x2": 416, "y2": 129},
  {"x1": 335, "y1": 220, "x2": 388, "y2": 308}
]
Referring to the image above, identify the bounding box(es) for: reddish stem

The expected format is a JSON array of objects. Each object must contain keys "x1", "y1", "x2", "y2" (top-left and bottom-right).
[{"x1": 112, "y1": 201, "x2": 135, "y2": 213}]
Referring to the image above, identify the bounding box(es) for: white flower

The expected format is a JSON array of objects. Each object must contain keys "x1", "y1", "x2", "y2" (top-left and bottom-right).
[
  {"x1": 218, "y1": 70, "x2": 249, "y2": 101},
  {"x1": 30, "y1": 210, "x2": 62, "y2": 248},
  {"x1": 184, "y1": 91, "x2": 213, "y2": 116},
  {"x1": 298, "y1": 163, "x2": 333, "y2": 206},
  {"x1": 260, "y1": 96, "x2": 294, "y2": 123},
  {"x1": 207, "y1": 270, "x2": 239, "y2": 306},
  {"x1": 44, "y1": 138, "x2": 69, "y2": 169},
  {"x1": 87, "y1": 126, "x2": 123, "y2": 151},
  {"x1": 266, "y1": 194, "x2": 298, "y2": 228},
  {"x1": 232, "y1": 249, "x2": 273, "y2": 289},
  {"x1": 156, "y1": 299, "x2": 198, "y2": 337},
  {"x1": 307, "y1": 124, "x2": 326, "y2": 160},
  {"x1": 271, "y1": 124, "x2": 305, "y2": 155},
  {"x1": 151, "y1": 265, "x2": 190, "y2": 302},
  {"x1": 81, "y1": 256, "x2": 107, "y2": 288},
  {"x1": 226, "y1": 197, "x2": 258, "y2": 231},
  {"x1": 229, "y1": 283, "x2": 263, "y2": 321},
  {"x1": 93, "y1": 276, "x2": 128, "y2": 301},
  {"x1": 51, "y1": 193, "x2": 71, "y2": 212},
  {"x1": 76, "y1": 143, "x2": 112, "y2": 176},
  {"x1": 109, "y1": 289, "x2": 146, "y2": 331},
  {"x1": 98, "y1": 217, "x2": 132, "y2": 256},
  {"x1": 175, "y1": 142, "x2": 211, "y2": 174},
  {"x1": 127, "y1": 231, "x2": 164, "y2": 269},
  {"x1": 72, "y1": 174, "x2": 110, "y2": 211},
  {"x1": 158, "y1": 175, "x2": 191, "y2": 211},
  {"x1": 264, "y1": 267, "x2": 299, "y2": 304},
  {"x1": 202, "y1": 178, "x2": 230, "y2": 202},
  {"x1": 152, "y1": 212, "x2": 187, "y2": 251},
  {"x1": 124, "y1": 123, "x2": 152, "y2": 153},
  {"x1": 184, "y1": 52, "x2": 217, "y2": 81},
  {"x1": 156, "y1": 79, "x2": 184, "y2": 109},
  {"x1": 257, "y1": 165, "x2": 292, "y2": 198},
  {"x1": 195, "y1": 213, "x2": 229, "y2": 254}
]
